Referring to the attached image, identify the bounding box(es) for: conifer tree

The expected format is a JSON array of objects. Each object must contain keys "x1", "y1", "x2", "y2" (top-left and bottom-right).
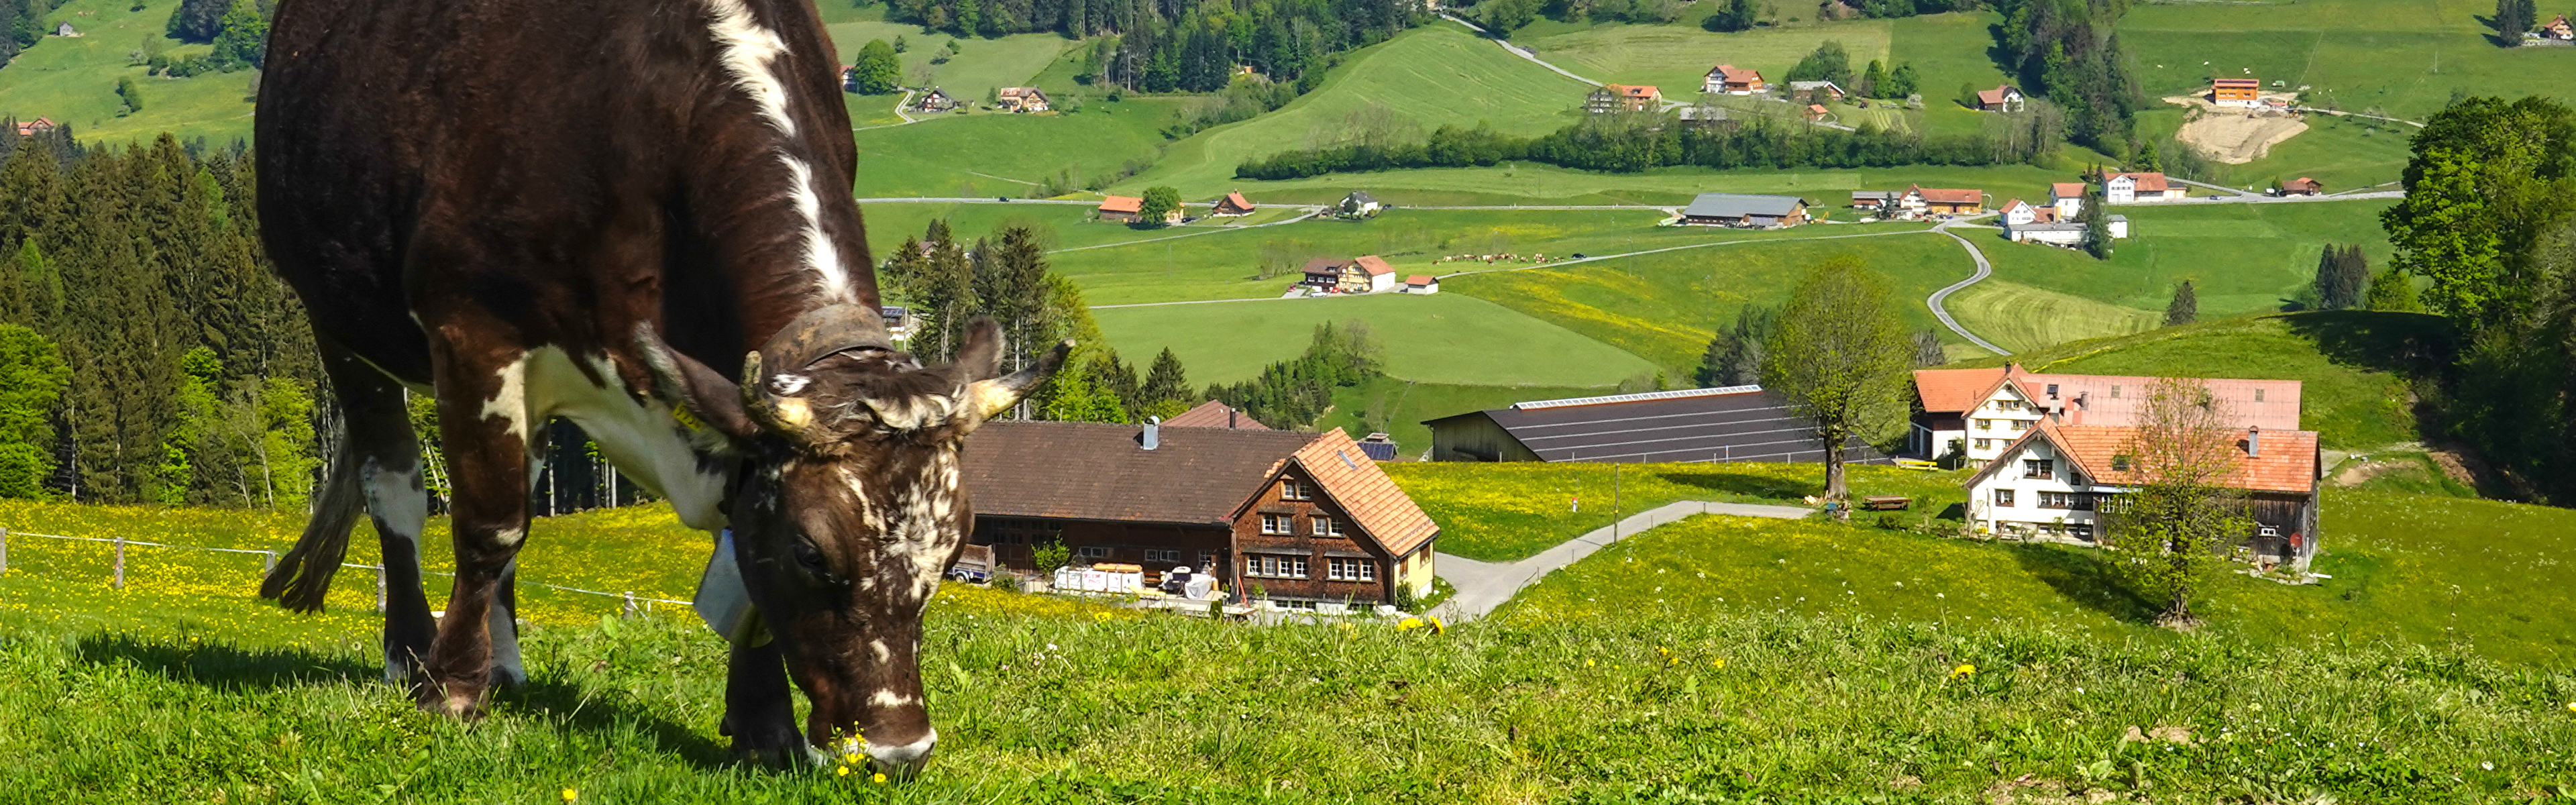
[{"x1": 2165, "y1": 279, "x2": 2199, "y2": 326}]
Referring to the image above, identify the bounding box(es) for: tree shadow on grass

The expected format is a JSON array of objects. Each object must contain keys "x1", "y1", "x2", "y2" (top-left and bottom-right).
[
  {"x1": 2277, "y1": 310, "x2": 2455, "y2": 377},
  {"x1": 72, "y1": 634, "x2": 737, "y2": 768},
  {"x1": 1658, "y1": 468, "x2": 1819, "y2": 502},
  {"x1": 2002, "y1": 543, "x2": 2159, "y2": 626}
]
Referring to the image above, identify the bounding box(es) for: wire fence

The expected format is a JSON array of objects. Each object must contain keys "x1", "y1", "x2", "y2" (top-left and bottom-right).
[{"x1": 0, "y1": 526, "x2": 692, "y2": 617}]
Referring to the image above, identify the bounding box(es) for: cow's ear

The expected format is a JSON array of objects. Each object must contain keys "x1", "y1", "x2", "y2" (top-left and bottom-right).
[
  {"x1": 965, "y1": 338, "x2": 1073, "y2": 420},
  {"x1": 634, "y1": 324, "x2": 761, "y2": 441}
]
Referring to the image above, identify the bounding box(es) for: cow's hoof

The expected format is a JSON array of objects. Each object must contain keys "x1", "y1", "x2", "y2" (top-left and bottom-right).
[{"x1": 722, "y1": 713, "x2": 812, "y2": 767}]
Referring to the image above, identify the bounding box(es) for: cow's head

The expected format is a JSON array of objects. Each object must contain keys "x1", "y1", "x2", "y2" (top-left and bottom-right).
[{"x1": 641, "y1": 305, "x2": 1065, "y2": 775}]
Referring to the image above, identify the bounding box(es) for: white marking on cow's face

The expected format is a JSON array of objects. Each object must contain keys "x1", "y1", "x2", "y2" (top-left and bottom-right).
[{"x1": 698, "y1": 0, "x2": 853, "y2": 303}]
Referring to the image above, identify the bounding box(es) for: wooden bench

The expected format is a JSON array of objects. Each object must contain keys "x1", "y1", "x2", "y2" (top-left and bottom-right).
[{"x1": 1861, "y1": 496, "x2": 1913, "y2": 511}]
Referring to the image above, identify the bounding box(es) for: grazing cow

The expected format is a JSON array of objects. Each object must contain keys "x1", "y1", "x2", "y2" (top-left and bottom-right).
[{"x1": 250, "y1": 0, "x2": 1064, "y2": 773}]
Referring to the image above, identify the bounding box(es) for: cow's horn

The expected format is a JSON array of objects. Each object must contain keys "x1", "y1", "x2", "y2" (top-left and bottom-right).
[{"x1": 759, "y1": 305, "x2": 894, "y2": 376}]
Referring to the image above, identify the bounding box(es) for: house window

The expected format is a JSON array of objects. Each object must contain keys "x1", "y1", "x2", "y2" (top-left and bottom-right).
[
  {"x1": 1076, "y1": 546, "x2": 1111, "y2": 560},
  {"x1": 2254, "y1": 388, "x2": 2266, "y2": 402},
  {"x1": 1977, "y1": 419, "x2": 1992, "y2": 431},
  {"x1": 2109, "y1": 384, "x2": 2121, "y2": 398},
  {"x1": 1260, "y1": 514, "x2": 1290, "y2": 535},
  {"x1": 1311, "y1": 517, "x2": 1345, "y2": 537},
  {"x1": 1248, "y1": 555, "x2": 1309, "y2": 578},
  {"x1": 1327, "y1": 557, "x2": 1377, "y2": 582},
  {"x1": 1281, "y1": 480, "x2": 1311, "y2": 500},
  {"x1": 2008, "y1": 420, "x2": 2028, "y2": 432},
  {"x1": 2037, "y1": 491, "x2": 2087, "y2": 509},
  {"x1": 2045, "y1": 384, "x2": 2059, "y2": 398},
  {"x1": 1199, "y1": 551, "x2": 1217, "y2": 570},
  {"x1": 1974, "y1": 439, "x2": 1992, "y2": 450},
  {"x1": 2111, "y1": 454, "x2": 2132, "y2": 471},
  {"x1": 1993, "y1": 488, "x2": 2016, "y2": 507},
  {"x1": 1144, "y1": 548, "x2": 1181, "y2": 563},
  {"x1": 2023, "y1": 459, "x2": 2053, "y2": 480}
]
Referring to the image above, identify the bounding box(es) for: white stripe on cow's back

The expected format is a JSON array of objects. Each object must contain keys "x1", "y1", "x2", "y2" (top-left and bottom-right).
[{"x1": 702, "y1": 0, "x2": 855, "y2": 303}]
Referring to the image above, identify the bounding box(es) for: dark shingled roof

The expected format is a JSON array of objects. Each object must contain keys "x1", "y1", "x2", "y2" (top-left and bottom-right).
[
  {"x1": 963, "y1": 421, "x2": 1314, "y2": 525},
  {"x1": 1683, "y1": 193, "x2": 1805, "y2": 219},
  {"x1": 1426, "y1": 386, "x2": 1888, "y2": 464}
]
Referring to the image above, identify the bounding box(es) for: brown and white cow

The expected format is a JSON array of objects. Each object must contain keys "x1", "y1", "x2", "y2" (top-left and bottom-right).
[{"x1": 248, "y1": 0, "x2": 1061, "y2": 773}]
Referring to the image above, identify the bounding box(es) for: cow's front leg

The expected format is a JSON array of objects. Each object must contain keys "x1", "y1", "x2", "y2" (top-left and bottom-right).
[
  {"x1": 418, "y1": 349, "x2": 537, "y2": 718},
  {"x1": 720, "y1": 635, "x2": 809, "y2": 764}
]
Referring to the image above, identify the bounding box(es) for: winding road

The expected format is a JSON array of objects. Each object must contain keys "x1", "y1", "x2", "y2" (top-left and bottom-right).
[{"x1": 1926, "y1": 220, "x2": 2011, "y2": 356}]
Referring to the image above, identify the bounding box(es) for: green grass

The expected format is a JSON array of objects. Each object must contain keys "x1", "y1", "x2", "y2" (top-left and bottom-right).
[
  {"x1": 853, "y1": 96, "x2": 1191, "y2": 197},
  {"x1": 1444, "y1": 228, "x2": 1970, "y2": 376},
  {"x1": 1210, "y1": 156, "x2": 2090, "y2": 207},
  {"x1": 1385, "y1": 462, "x2": 1970, "y2": 561},
  {"x1": 1091, "y1": 291, "x2": 1658, "y2": 386},
  {"x1": 1517, "y1": 19, "x2": 1896, "y2": 99},
  {"x1": 2343, "y1": 451, "x2": 2483, "y2": 498},
  {"x1": 1888, "y1": 12, "x2": 2022, "y2": 137},
  {"x1": 1116, "y1": 23, "x2": 1593, "y2": 198},
  {"x1": 1315, "y1": 377, "x2": 1615, "y2": 460},
  {"x1": 1500, "y1": 486, "x2": 2576, "y2": 667},
  {"x1": 1945, "y1": 278, "x2": 2163, "y2": 354},
  {"x1": 1958, "y1": 311, "x2": 2448, "y2": 450},
  {"x1": 2135, "y1": 107, "x2": 2418, "y2": 192},
  {"x1": 0, "y1": 0, "x2": 258, "y2": 145},
  {"x1": 2118, "y1": 0, "x2": 2576, "y2": 123},
  {"x1": 1980, "y1": 197, "x2": 2399, "y2": 317}
]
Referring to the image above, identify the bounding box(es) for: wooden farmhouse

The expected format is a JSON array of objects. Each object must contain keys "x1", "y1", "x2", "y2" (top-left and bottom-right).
[
  {"x1": 1587, "y1": 84, "x2": 1664, "y2": 113},
  {"x1": 912, "y1": 87, "x2": 957, "y2": 113},
  {"x1": 1096, "y1": 195, "x2": 1179, "y2": 224},
  {"x1": 2211, "y1": 78, "x2": 2261, "y2": 107},
  {"x1": 1963, "y1": 422, "x2": 2321, "y2": 569},
  {"x1": 2548, "y1": 13, "x2": 2574, "y2": 40},
  {"x1": 1909, "y1": 364, "x2": 2300, "y2": 468},
  {"x1": 1426, "y1": 386, "x2": 1886, "y2": 464},
  {"x1": 1803, "y1": 103, "x2": 1831, "y2": 121},
  {"x1": 1301, "y1": 257, "x2": 1351, "y2": 290},
  {"x1": 995, "y1": 86, "x2": 1050, "y2": 112},
  {"x1": 14, "y1": 117, "x2": 55, "y2": 137},
  {"x1": 1340, "y1": 256, "x2": 1397, "y2": 294},
  {"x1": 1912, "y1": 184, "x2": 1984, "y2": 215},
  {"x1": 1851, "y1": 190, "x2": 1899, "y2": 211},
  {"x1": 1211, "y1": 191, "x2": 1256, "y2": 217},
  {"x1": 1680, "y1": 192, "x2": 1807, "y2": 227},
  {"x1": 2277, "y1": 177, "x2": 2322, "y2": 196},
  {"x1": 1976, "y1": 85, "x2": 2024, "y2": 112},
  {"x1": 961, "y1": 421, "x2": 1440, "y2": 612},
  {"x1": 1703, "y1": 64, "x2": 1764, "y2": 95},
  {"x1": 1787, "y1": 80, "x2": 1846, "y2": 102}
]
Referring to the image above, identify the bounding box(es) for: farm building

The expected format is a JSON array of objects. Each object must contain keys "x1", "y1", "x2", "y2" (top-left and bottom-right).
[
  {"x1": 912, "y1": 88, "x2": 957, "y2": 113},
  {"x1": 1704, "y1": 64, "x2": 1764, "y2": 95},
  {"x1": 1909, "y1": 364, "x2": 2298, "y2": 467},
  {"x1": 1423, "y1": 386, "x2": 1890, "y2": 465},
  {"x1": 1680, "y1": 193, "x2": 1807, "y2": 227},
  {"x1": 1851, "y1": 190, "x2": 1899, "y2": 211},
  {"x1": 1676, "y1": 105, "x2": 1733, "y2": 129},
  {"x1": 1211, "y1": 191, "x2": 1256, "y2": 216},
  {"x1": 2049, "y1": 182, "x2": 2088, "y2": 218},
  {"x1": 1341, "y1": 256, "x2": 1397, "y2": 294},
  {"x1": 2106, "y1": 172, "x2": 2186, "y2": 203},
  {"x1": 1301, "y1": 258, "x2": 1352, "y2": 290},
  {"x1": 2004, "y1": 216, "x2": 2128, "y2": 246},
  {"x1": 54, "y1": 21, "x2": 75, "y2": 36},
  {"x1": 995, "y1": 87, "x2": 1050, "y2": 112},
  {"x1": 1787, "y1": 80, "x2": 1846, "y2": 102},
  {"x1": 2210, "y1": 78, "x2": 2261, "y2": 107},
  {"x1": 1403, "y1": 274, "x2": 1439, "y2": 294},
  {"x1": 1340, "y1": 191, "x2": 1382, "y2": 217},
  {"x1": 1164, "y1": 400, "x2": 1269, "y2": 430},
  {"x1": 14, "y1": 117, "x2": 54, "y2": 137},
  {"x1": 1998, "y1": 199, "x2": 2053, "y2": 226},
  {"x1": 1975, "y1": 85, "x2": 2024, "y2": 112},
  {"x1": 2548, "y1": 13, "x2": 2573, "y2": 40},
  {"x1": 1963, "y1": 422, "x2": 2320, "y2": 569},
  {"x1": 1803, "y1": 103, "x2": 1831, "y2": 121},
  {"x1": 880, "y1": 306, "x2": 915, "y2": 341},
  {"x1": 2277, "y1": 177, "x2": 2322, "y2": 196},
  {"x1": 961, "y1": 421, "x2": 1438, "y2": 611},
  {"x1": 1587, "y1": 84, "x2": 1663, "y2": 113},
  {"x1": 1912, "y1": 185, "x2": 1983, "y2": 215}
]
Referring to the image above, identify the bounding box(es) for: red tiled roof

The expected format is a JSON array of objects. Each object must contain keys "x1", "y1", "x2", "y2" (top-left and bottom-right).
[
  {"x1": 1163, "y1": 400, "x2": 1269, "y2": 430},
  {"x1": 1282, "y1": 429, "x2": 1439, "y2": 557},
  {"x1": 2115, "y1": 172, "x2": 2170, "y2": 193},
  {"x1": 1218, "y1": 191, "x2": 1254, "y2": 211},
  {"x1": 1709, "y1": 64, "x2": 1761, "y2": 84},
  {"x1": 1977, "y1": 423, "x2": 2318, "y2": 494},
  {"x1": 1914, "y1": 185, "x2": 1981, "y2": 204},
  {"x1": 1405, "y1": 274, "x2": 1436, "y2": 285},
  {"x1": 1097, "y1": 195, "x2": 1143, "y2": 213},
  {"x1": 2282, "y1": 177, "x2": 2321, "y2": 192},
  {"x1": 1353, "y1": 255, "x2": 1394, "y2": 276},
  {"x1": 1602, "y1": 84, "x2": 1660, "y2": 99},
  {"x1": 1914, "y1": 367, "x2": 2009, "y2": 413},
  {"x1": 1807, "y1": 103, "x2": 1829, "y2": 115},
  {"x1": 1976, "y1": 85, "x2": 2017, "y2": 105},
  {"x1": 2050, "y1": 182, "x2": 2086, "y2": 200}
]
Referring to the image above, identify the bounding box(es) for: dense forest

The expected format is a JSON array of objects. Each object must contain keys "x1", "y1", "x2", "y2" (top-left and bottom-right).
[
  {"x1": 1994, "y1": 0, "x2": 2139, "y2": 154},
  {"x1": 883, "y1": 0, "x2": 1421, "y2": 92}
]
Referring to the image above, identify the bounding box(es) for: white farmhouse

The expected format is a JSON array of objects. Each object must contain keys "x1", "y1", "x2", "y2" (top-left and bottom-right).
[
  {"x1": 2104, "y1": 172, "x2": 2188, "y2": 203},
  {"x1": 1909, "y1": 364, "x2": 2300, "y2": 468},
  {"x1": 1964, "y1": 422, "x2": 2322, "y2": 569},
  {"x1": 2049, "y1": 182, "x2": 2086, "y2": 219}
]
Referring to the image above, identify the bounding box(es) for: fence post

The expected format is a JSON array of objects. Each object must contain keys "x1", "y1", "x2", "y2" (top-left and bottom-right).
[
  {"x1": 376, "y1": 566, "x2": 386, "y2": 613},
  {"x1": 1, "y1": 527, "x2": 9, "y2": 574},
  {"x1": 113, "y1": 535, "x2": 126, "y2": 589},
  {"x1": 262, "y1": 551, "x2": 276, "y2": 574},
  {"x1": 623, "y1": 591, "x2": 637, "y2": 617}
]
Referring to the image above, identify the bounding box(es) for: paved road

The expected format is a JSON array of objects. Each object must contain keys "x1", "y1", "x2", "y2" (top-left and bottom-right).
[
  {"x1": 1427, "y1": 500, "x2": 1813, "y2": 623},
  {"x1": 855, "y1": 197, "x2": 1101, "y2": 205},
  {"x1": 1927, "y1": 220, "x2": 2011, "y2": 356},
  {"x1": 2108, "y1": 189, "x2": 2404, "y2": 207},
  {"x1": 1440, "y1": 13, "x2": 1602, "y2": 87}
]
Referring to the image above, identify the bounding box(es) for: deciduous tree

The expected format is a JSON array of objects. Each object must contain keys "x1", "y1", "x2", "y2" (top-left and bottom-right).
[
  {"x1": 852, "y1": 39, "x2": 903, "y2": 94},
  {"x1": 1760, "y1": 256, "x2": 1911, "y2": 504},
  {"x1": 2099, "y1": 377, "x2": 2254, "y2": 627},
  {"x1": 1134, "y1": 185, "x2": 1183, "y2": 227}
]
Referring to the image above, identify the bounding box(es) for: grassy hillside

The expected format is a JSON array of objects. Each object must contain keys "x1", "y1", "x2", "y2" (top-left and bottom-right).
[
  {"x1": 1116, "y1": 23, "x2": 1593, "y2": 197},
  {"x1": 0, "y1": 0, "x2": 257, "y2": 145},
  {"x1": 1387, "y1": 462, "x2": 1966, "y2": 561},
  {"x1": 1980, "y1": 197, "x2": 2398, "y2": 317},
  {"x1": 1091, "y1": 291, "x2": 1658, "y2": 386},
  {"x1": 1444, "y1": 229, "x2": 1970, "y2": 376},
  {"x1": 852, "y1": 96, "x2": 1191, "y2": 197},
  {"x1": 1498, "y1": 486, "x2": 2576, "y2": 667},
  {"x1": 1957, "y1": 311, "x2": 2447, "y2": 450},
  {"x1": 1944, "y1": 278, "x2": 2162, "y2": 354},
  {"x1": 1517, "y1": 19, "x2": 1895, "y2": 97},
  {"x1": 2118, "y1": 0, "x2": 2574, "y2": 122}
]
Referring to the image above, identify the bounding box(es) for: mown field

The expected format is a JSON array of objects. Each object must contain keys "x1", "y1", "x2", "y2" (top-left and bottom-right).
[
  {"x1": 1515, "y1": 18, "x2": 1896, "y2": 99},
  {"x1": 0, "y1": 0, "x2": 258, "y2": 145},
  {"x1": 852, "y1": 95, "x2": 1194, "y2": 197},
  {"x1": 1943, "y1": 278, "x2": 2163, "y2": 355},
  {"x1": 1091, "y1": 291, "x2": 1659, "y2": 386},
  {"x1": 1958, "y1": 311, "x2": 2445, "y2": 450},
  {"x1": 2117, "y1": 0, "x2": 2575, "y2": 122},
  {"x1": 1386, "y1": 462, "x2": 1966, "y2": 561},
  {"x1": 1980, "y1": 197, "x2": 2399, "y2": 317}
]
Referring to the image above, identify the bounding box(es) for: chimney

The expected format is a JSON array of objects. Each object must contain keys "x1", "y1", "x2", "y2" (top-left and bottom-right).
[
  {"x1": 1227, "y1": 406, "x2": 1237, "y2": 429},
  {"x1": 2246, "y1": 426, "x2": 2261, "y2": 457},
  {"x1": 1142, "y1": 417, "x2": 1161, "y2": 451}
]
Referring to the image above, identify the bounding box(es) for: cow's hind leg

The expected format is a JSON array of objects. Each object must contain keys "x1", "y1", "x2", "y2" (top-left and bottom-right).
[
  {"x1": 720, "y1": 634, "x2": 808, "y2": 765},
  {"x1": 262, "y1": 342, "x2": 437, "y2": 685}
]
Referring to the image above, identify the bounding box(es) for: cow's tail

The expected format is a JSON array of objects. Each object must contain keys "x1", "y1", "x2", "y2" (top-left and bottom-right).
[{"x1": 260, "y1": 433, "x2": 369, "y2": 612}]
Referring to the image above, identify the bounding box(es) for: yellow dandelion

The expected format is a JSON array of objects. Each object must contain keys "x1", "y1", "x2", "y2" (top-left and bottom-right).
[
  {"x1": 1398, "y1": 617, "x2": 1422, "y2": 631},
  {"x1": 1585, "y1": 658, "x2": 1595, "y2": 667},
  {"x1": 2567, "y1": 701, "x2": 2576, "y2": 712},
  {"x1": 873, "y1": 772, "x2": 889, "y2": 784},
  {"x1": 1713, "y1": 658, "x2": 1725, "y2": 669},
  {"x1": 560, "y1": 789, "x2": 578, "y2": 803},
  {"x1": 1951, "y1": 663, "x2": 1976, "y2": 679},
  {"x1": 844, "y1": 752, "x2": 861, "y2": 765},
  {"x1": 1428, "y1": 615, "x2": 1444, "y2": 634}
]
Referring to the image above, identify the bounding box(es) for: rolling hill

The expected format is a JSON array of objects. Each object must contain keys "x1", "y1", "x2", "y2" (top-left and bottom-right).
[{"x1": 0, "y1": 0, "x2": 258, "y2": 145}]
